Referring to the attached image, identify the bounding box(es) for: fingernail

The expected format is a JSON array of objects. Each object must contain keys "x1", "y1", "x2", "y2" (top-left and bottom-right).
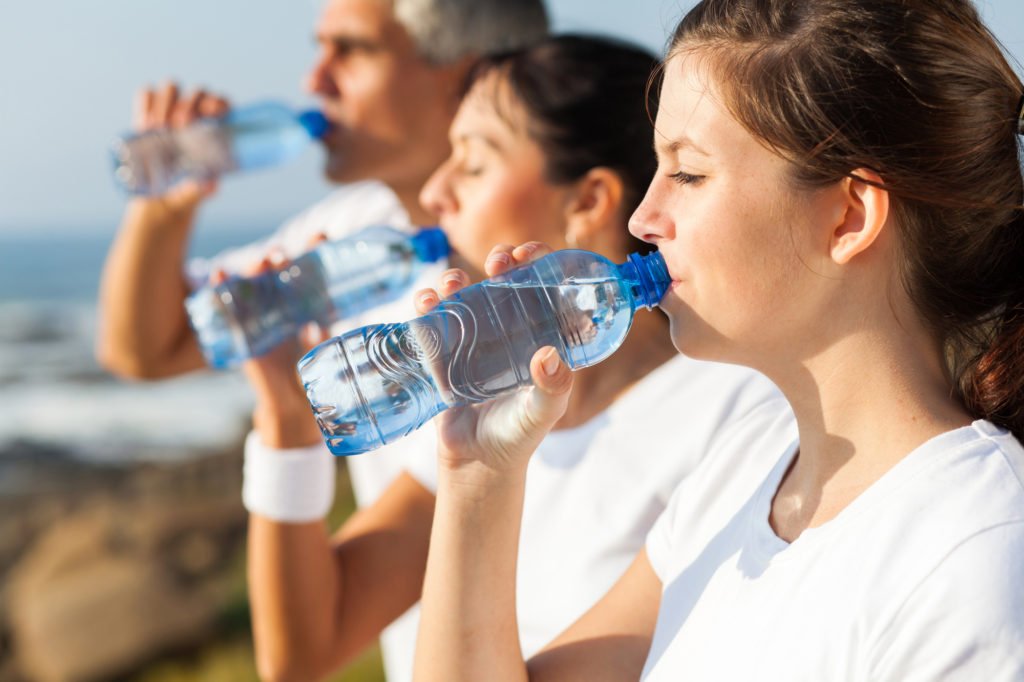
[
  {"x1": 418, "y1": 291, "x2": 437, "y2": 306},
  {"x1": 487, "y1": 252, "x2": 510, "y2": 267},
  {"x1": 542, "y1": 348, "x2": 561, "y2": 376},
  {"x1": 442, "y1": 273, "x2": 463, "y2": 287}
]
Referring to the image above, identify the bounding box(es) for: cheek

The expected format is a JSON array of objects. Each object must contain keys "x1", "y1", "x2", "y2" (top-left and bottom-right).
[
  {"x1": 466, "y1": 180, "x2": 563, "y2": 256},
  {"x1": 674, "y1": 194, "x2": 795, "y2": 329},
  {"x1": 339, "y1": 66, "x2": 403, "y2": 124}
]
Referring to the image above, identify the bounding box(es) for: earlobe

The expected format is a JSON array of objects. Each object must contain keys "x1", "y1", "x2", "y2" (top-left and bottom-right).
[{"x1": 831, "y1": 169, "x2": 890, "y2": 265}]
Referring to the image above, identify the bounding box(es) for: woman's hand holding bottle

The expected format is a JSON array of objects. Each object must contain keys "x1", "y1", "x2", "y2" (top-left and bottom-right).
[{"x1": 413, "y1": 242, "x2": 575, "y2": 485}]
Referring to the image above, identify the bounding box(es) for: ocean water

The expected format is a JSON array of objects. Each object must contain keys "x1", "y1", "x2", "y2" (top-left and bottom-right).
[{"x1": 0, "y1": 228, "x2": 273, "y2": 464}]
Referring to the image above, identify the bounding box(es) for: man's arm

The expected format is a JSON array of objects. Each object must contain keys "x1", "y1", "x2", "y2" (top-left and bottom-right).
[{"x1": 96, "y1": 83, "x2": 227, "y2": 380}]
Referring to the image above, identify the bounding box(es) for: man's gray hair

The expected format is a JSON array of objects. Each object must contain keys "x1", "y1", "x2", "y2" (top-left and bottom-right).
[{"x1": 392, "y1": 0, "x2": 550, "y2": 64}]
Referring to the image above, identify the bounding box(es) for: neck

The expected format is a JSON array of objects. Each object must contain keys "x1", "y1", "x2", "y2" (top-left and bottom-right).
[
  {"x1": 556, "y1": 309, "x2": 677, "y2": 430},
  {"x1": 389, "y1": 181, "x2": 436, "y2": 227},
  {"x1": 765, "y1": 315, "x2": 972, "y2": 540}
]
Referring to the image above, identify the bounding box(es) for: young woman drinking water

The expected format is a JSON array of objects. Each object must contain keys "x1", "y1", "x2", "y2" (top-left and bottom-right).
[
  {"x1": 413, "y1": 1, "x2": 1024, "y2": 679},
  {"x1": 243, "y1": 35, "x2": 779, "y2": 682}
]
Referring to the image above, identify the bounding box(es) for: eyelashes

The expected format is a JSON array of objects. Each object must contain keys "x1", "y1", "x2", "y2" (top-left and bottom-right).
[{"x1": 668, "y1": 171, "x2": 705, "y2": 186}]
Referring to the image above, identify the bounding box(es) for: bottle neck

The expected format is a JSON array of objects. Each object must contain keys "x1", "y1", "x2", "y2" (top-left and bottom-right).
[
  {"x1": 618, "y1": 251, "x2": 670, "y2": 310},
  {"x1": 297, "y1": 110, "x2": 330, "y2": 140},
  {"x1": 410, "y1": 226, "x2": 450, "y2": 263}
]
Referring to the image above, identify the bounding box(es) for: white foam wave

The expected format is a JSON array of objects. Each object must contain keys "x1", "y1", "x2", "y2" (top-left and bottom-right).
[{"x1": 0, "y1": 300, "x2": 256, "y2": 462}]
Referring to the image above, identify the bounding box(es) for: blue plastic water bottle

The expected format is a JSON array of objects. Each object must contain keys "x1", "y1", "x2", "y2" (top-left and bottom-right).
[
  {"x1": 186, "y1": 225, "x2": 449, "y2": 369},
  {"x1": 111, "y1": 101, "x2": 330, "y2": 196},
  {"x1": 299, "y1": 249, "x2": 670, "y2": 456}
]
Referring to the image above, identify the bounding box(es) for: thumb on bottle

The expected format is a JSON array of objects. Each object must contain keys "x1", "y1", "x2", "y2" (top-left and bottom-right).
[{"x1": 525, "y1": 346, "x2": 572, "y2": 430}]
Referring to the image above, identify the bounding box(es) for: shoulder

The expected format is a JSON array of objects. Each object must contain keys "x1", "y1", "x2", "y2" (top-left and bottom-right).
[
  {"x1": 277, "y1": 181, "x2": 410, "y2": 248},
  {"x1": 644, "y1": 394, "x2": 797, "y2": 580},
  {"x1": 610, "y1": 356, "x2": 788, "y2": 456},
  {"x1": 863, "y1": 423, "x2": 1024, "y2": 678},
  {"x1": 869, "y1": 520, "x2": 1024, "y2": 681},
  {"x1": 630, "y1": 355, "x2": 782, "y2": 409},
  {"x1": 186, "y1": 181, "x2": 409, "y2": 284},
  {"x1": 599, "y1": 356, "x2": 790, "y2": 497}
]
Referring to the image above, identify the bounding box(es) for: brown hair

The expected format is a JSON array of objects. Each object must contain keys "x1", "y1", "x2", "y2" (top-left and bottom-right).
[{"x1": 670, "y1": 0, "x2": 1024, "y2": 436}]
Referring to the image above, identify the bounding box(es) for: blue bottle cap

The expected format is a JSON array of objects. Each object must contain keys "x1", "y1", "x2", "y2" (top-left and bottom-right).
[
  {"x1": 297, "y1": 110, "x2": 330, "y2": 140},
  {"x1": 410, "y1": 226, "x2": 450, "y2": 263},
  {"x1": 624, "y1": 250, "x2": 671, "y2": 309}
]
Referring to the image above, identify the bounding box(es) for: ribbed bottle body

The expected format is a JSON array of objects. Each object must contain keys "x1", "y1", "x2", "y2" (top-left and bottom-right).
[
  {"x1": 186, "y1": 226, "x2": 448, "y2": 368},
  {"x1": 301, "y1": 249, "x2": 663, "y2": 455},
  {"x1": 111, "y1": 102, "x2": 327, "y2": 196}
]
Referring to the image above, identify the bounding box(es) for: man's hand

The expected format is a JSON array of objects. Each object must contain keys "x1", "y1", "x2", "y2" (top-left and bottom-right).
[{"x1": 131, "y1": 81, "x2": 231, "y2": 212}]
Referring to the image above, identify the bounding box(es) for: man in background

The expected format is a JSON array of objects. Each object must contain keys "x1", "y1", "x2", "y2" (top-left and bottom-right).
[{"x1": 96, "y1": 1, "x2": 549, "y2": 679}]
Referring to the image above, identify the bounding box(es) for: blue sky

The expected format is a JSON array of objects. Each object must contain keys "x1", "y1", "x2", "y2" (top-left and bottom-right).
[{"x1": 2, "y1": 0, "x2": 1023, "y2": 236}]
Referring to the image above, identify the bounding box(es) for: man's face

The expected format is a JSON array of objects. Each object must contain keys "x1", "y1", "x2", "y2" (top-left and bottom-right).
[{"x1": 306, "y1": 0, "x2": 464, "y2": 197}]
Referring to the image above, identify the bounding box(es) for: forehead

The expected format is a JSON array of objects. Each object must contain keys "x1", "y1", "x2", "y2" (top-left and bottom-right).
[
  {"x1": 654, "y1": 54, "x2": 761, "y2": 161},
  {"x1": 453, "y1": 72, "x2": 530, "y2": 141},
  {"x1": 317, "y1": 0, "x2": 393, "y2": 38}
]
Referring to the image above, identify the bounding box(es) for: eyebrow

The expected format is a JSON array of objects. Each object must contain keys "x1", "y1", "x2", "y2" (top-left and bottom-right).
[
  {"x1": 313, "y1": 33, "x2": 382, "y2": 52},
  {"x1": 655, "y1": 135, "x2": 711, "y2": 158},
  {"x1": 454, "y1": 132, "x2": 504, "y2": 154}
]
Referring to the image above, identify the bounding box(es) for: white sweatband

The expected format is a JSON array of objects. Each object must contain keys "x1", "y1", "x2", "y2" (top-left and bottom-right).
[{"x1": 242, "y1": 430, "x2": 337, "y2": 523}]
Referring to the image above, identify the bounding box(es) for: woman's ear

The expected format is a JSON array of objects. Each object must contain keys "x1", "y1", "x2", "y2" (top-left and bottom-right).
[
  {"x1": 830, "y1": 168, "x2": 890, "y2": 265},
  {"x1": 564, "y1": 167, "x2": 625, "y2": 248}
]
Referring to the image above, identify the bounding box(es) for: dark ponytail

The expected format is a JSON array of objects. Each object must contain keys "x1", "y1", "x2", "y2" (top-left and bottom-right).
[{"x1": 670, "y1": 0, "x2": 1024, "y2": 437}]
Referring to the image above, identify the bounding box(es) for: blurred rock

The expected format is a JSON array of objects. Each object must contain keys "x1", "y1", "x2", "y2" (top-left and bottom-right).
[{"x1": 3, "y1": 448, "x2": 247, "y2": 682}]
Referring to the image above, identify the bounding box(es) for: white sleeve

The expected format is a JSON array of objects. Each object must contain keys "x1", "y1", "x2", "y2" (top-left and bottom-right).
[
  {"x1": 644, "y1": 480, "x2": 688, "y2": 583},
  {"x1": 869, "y1": 521, "x2": 1024, "y2": 682}
]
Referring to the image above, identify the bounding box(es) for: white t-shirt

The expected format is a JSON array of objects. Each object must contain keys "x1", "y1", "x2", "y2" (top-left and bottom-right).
[
  {"x1": 407, "y1": 353, "x2": 786, "y2": 665},
  {"x1": 188, "y1": 180, "x2": 446, "y2": 682},
  {"x1": 643, "y1": 415, "x2": 1024, "y2": 681},
  {"x1": 187, "y1": 180, "x2": 412, "y2": 287}
]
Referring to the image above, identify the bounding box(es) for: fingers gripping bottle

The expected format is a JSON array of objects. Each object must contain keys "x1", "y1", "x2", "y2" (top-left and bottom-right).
[
  {"x1": 185, "y1": 226, "x2": 449, "y2": 369},
  {"x1": 111, "y1": 101, "x2": 330, "y2": 196},
  {"x1": 299, "y1": 249, "x2": 671, "y2": 456}
]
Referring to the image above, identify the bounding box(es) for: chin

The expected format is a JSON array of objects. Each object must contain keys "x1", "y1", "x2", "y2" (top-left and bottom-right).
[
  {"x1": 323, "y1": 158, "x2": 355, "y2": 183},
  {"x1": 665, "y1": 308, "x2": 730, "y2": 363}
]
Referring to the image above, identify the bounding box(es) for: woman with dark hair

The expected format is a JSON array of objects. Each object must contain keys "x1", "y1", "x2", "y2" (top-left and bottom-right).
[
  {"x1": 413, "y1": 2, "x2": 1024, "y2": 680},
  {"x1": 245, "y1": 34, "x2": 779, "y2": 682}
]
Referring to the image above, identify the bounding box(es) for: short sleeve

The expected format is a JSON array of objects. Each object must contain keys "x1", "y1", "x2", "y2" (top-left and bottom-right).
[
  {"x1": 869, "y1": 521, "x2": 1024, "y2": 682},
  {"x1": 644, "y1": 481, "x2": 689, "y2": 583}
]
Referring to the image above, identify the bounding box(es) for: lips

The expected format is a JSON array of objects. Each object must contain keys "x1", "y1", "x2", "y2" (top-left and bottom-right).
[{"x1": 660, "y1": 260, "x2": 683, "y2": 285}]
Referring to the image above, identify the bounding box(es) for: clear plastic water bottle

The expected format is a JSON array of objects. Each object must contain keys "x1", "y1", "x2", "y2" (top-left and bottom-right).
[
  {"x1": 111, "y1": 101, "x2": 330, "y2": 196},
  {"x1": 186, "y1": 225, "x2": 449, "y2": 369},
  {"x1": 299, "y1": 249, "x2": 670, "y2": 456}
]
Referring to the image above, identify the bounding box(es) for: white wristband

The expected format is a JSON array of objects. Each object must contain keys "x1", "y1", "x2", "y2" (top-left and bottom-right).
[{"x1": 242, "y1": 430, "x2": 337, "y2": 523}]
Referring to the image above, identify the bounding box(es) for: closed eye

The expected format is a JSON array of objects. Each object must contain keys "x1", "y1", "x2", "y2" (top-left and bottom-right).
[{"x1": 669, "y1": 171, "x2": 705, "y2": 186}]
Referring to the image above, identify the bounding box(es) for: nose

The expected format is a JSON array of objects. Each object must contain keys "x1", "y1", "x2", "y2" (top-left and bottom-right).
[
  {"x1": 419, "y1": 158, "x2": 458, "y2": 219},
  {"x1": 304, "y1": 52, "x2": 338, "y2": 98},
  {"x1": 628, "y1": 180, "x2": 674, "y2": 245}
]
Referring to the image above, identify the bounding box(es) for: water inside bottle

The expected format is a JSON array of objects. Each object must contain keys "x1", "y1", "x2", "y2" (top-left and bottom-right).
[
  {"x1": 112, "y1": 122, "x2": 236, "y2": 195},
  {"x1": 306, "y1": 276, "x2": 636, "y2": 454}
]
